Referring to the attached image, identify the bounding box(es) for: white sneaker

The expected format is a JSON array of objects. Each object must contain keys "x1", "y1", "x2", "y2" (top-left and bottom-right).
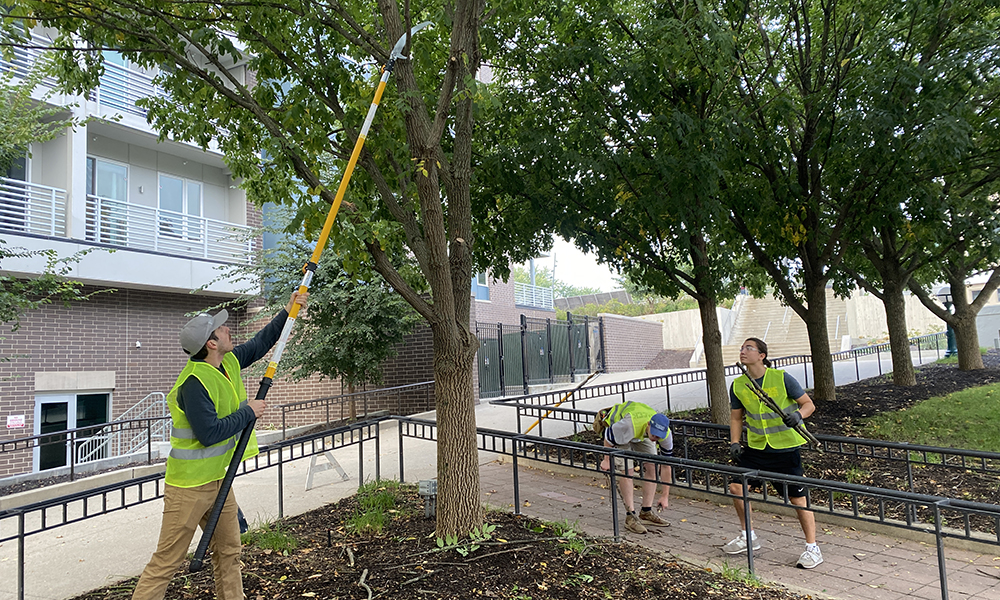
[
  {"x1": 797, "y1": 546, "x2": 823, "y2": 569},
  {"x1": 722, "y1": 532, "x2": 760, "y2": 554}
]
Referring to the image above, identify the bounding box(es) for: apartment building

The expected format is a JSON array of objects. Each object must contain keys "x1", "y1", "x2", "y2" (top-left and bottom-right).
[{"x1": 0, "y1": 31, "x2": 353, "y2": 477}]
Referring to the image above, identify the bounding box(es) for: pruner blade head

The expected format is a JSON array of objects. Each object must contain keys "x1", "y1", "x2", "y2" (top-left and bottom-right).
[{"x1": 391, "y1": 21, "x2": 432, "y2": 60}]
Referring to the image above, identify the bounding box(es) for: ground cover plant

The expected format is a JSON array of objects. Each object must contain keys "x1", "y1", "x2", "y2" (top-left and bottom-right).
[{"x1": 71, "y1": 482, "x2": 810, "y2": 600}]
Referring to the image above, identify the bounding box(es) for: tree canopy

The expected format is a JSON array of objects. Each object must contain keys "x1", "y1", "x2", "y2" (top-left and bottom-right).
[{"x1": 4, "y1": 0, "x2": 521, "y2": 536}]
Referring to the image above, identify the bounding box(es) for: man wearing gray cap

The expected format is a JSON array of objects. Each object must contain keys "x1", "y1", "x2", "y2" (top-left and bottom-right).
[{"x1": 131, "y1": 291, "x2": 307, "y2": 600}]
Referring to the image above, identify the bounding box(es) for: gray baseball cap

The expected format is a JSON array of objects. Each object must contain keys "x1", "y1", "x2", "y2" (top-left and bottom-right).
[{"x1": 179, "y1": 310, "x2": 229, "y2": 355}]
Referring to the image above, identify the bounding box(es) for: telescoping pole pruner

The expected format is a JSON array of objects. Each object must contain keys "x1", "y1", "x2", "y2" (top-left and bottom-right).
[{"x1": 189, "y1": 21, "x2": 431, "y2": 572}]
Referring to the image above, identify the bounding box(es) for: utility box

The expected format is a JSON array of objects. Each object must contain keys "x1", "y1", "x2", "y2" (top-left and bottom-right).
[{"x1": 418, "y1": 479, "x2": 438, "y2": 518}]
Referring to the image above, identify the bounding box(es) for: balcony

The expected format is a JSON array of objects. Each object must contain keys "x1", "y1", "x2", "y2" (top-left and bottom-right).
[
  {"x1": 90, "y1": 59, "x2": 164, "y2": 119},
  {"x1": 514, "y1": 281, "x2": 554, "y2": 310},
  {"x1": 0, "y1": 32, "x2": 165, "y2": 118},
  {"x1": 0, "y1": 178, "x2": 67, "y2": 237},
  {"x1": 85, "y1": 195, "x2": 253, "y2": 263}
]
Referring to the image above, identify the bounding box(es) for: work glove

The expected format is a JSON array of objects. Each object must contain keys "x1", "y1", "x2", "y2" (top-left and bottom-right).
[
  {"x1": 782, "y1": 410, "x2": 804, "y2": 428},
  {"x1": 729, "y1": 442, "x2": 743, "y2": 461}
]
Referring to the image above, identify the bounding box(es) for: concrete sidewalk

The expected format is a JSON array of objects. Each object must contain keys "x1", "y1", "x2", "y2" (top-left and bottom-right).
[{"x1": 481, "y1": 461, "x2": 1000, "y2": 600}]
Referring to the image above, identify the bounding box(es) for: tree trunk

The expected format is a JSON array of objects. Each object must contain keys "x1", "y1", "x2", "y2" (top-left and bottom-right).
[
  {"x1": 883, "y1": 283, "x2": 916, "y2": 386},
  {"x1": 953, "y1": 314, "x2": 984, "y2": 370},
  {"x1": 696, "y1": 296, "x2": 729, "y2": 425},
  {"x1": 802, "y1": 285, "x2": 836, "y2": 402},
  {"x1": 430, "y1": 323, "x2": 482, "y2": 538}
]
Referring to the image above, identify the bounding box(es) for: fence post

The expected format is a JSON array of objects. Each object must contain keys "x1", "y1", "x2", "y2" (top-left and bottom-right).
[
  {"x1": 498, "y1": 322, "x2": 506, "y2": 396},
  {"x1": 933, "y1": 502, "x2": 951, "y2": 600},
  {"x1": 398, "y1": 420, "x2": 405, "y2": 483},
  {"x1": 567, "y1": 312, "x2": 576, "y2": 383},
  {"x1": 513, "y1": 439, "x2": 521, "y2": 515},
  {"x1": 584, "y1": 315, "x2": 592, "y2": 371},
  {"x1": 520, "y1": 315, "x2": 529, "y2": 395},
  {"x1": 546, "y1": 318, "x2": 554, "y2": 384},
  {"x1": 599, "y1": 317, "x2": 607, "y2": 372},
  {"x1": 18, "y1": 511, "x2": 25, "y2": 600}
]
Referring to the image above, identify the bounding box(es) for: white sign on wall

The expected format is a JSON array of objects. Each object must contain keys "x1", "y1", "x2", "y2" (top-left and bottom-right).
[{"x1": 6, "y1": 414, "x2": 26, "y2": 429}]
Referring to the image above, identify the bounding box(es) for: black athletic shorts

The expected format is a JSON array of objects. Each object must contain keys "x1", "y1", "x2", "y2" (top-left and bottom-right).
[{"x1": 731, "y1": 446, "x2": 806, "y2": 498}]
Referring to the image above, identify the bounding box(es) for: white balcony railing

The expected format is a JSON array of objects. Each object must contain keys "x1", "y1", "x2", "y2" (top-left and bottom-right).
[
  {"x1": 0, "y1": 176, "x2": 67, "y2": 237},
  {"x1": 86, "y1": 194, "x2": 253, "y2": 263},
  {"x1": 514, "y1": 281, "x2": 555, "y2": 310},
  {"x1": 91, "y1": 59, "x2": 165, "y2": 118},
  {"x1": 0, "y1": 31, "x2": 49, "y2": 81},
  {"x1": 0, "y1": 32, "x2": 164, "y2": 118}
]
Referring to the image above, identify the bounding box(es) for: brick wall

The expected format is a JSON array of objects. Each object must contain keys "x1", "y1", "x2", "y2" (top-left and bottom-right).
[
  {"x1": 599, "y1": 313, "x2": 664, "y2": 373},
  {"x1": 0, "y1": 286, "x2": 345, "y2": 477}
]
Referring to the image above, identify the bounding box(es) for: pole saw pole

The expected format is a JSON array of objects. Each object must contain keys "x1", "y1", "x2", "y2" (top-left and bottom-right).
[{"x1": 189, "y1": 22, "x2": 431, "y2": 572}]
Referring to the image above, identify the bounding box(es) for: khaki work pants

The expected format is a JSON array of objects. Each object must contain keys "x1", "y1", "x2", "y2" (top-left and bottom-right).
[{"x1": 131, "y1": 480, "x2": 243, "y2": 600}]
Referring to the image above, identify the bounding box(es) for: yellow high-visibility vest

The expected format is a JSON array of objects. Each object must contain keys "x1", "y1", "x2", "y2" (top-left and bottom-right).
[
  {"x1": 165, "y1": 353, "x2": 259, "y2": 488},
  {"x1": 733, "y1": 368, "x2": 805, "y2": 450}
]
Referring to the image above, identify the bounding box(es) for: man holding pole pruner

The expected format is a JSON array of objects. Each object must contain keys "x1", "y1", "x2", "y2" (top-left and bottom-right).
[
  {"x1": 724, "y1": 337, "x2": 823, "y2": 569},
  {"x1": 131, "y1": 291, "x2": 307, "y2": 600}
]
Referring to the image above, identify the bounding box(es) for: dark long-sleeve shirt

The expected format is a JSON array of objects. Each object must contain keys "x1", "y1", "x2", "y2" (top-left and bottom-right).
[{"x1": 177, "y1": 309, "x2": 288, "y2": 446}]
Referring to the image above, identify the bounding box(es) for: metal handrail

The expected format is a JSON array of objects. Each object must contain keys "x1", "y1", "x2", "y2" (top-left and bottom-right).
[
  {"x1": 76, "y1": 392, "x2": 168, "y2": 463},
  {"x1": 490, "y1": 332, "x2": 947, "y2": 409},
  {"x1": 279, "y1": 381, "x2": 435, "y2": 438}
]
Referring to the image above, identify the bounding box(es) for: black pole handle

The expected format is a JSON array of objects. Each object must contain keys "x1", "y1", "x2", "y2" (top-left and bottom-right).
[{"x1": 189, "y1": 378, "x2": 271, "y2": 572}]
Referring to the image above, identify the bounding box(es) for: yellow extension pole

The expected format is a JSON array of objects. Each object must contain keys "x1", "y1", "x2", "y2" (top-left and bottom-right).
[
  {"x1": 524, "y1": 372, "x2": 599, "y2": 435},
  {"x1": 190, "y1": 22, "x2": 431, "y2": 572}
]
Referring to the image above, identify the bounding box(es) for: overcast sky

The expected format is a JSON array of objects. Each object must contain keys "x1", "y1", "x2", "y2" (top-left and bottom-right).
[{"x1": 536, "y1": 238, "x2": 622, "y2": 293}]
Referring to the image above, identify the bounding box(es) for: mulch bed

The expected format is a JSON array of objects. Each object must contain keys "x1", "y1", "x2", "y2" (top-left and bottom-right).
[{"x1": 72, "y1": 488, "x2": 809, "y2": 600}]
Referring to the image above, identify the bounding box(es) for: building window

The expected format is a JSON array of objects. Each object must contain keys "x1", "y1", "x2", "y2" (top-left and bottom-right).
[
  {"x1": 158, "y1": 173, "x2": 202, "y2": 240},
  {"x1": 34, "y1": 393, "x2": 110, "y2": 472},
  {"x1": 86, "y1": 156, "x2": 129, "y2": 245},
  {"x1": 472, "y1": 272, "x2": 490, "y2": 301}
]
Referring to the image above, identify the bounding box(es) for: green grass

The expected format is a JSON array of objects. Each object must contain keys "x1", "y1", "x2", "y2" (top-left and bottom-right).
[
  {"x1": 863, "y1": 382, "x2": 1000, "y2": 452},
  {"x1": 241, "y1": 521, "x2": 300, "y2": 554},
  {"x1": 345, "y1": 480, "x2": 409, "y2": 535}
]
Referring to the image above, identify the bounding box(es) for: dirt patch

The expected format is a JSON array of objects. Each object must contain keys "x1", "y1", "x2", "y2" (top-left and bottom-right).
[{"x1": 71, "y1": 488, "x2": 809, "y2": 600}]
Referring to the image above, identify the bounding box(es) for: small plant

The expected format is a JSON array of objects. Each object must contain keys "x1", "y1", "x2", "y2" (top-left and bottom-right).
[
  {"x1": 436, "y1": 523, "x2": 497, "y2": 557},
  {"x1": 346, "y1": 480, "x2": 408, "y2": 535},
  {"x1": 241, "y1": 521, "x2": 300, "y2": 554},
  {"x1": 719, "y1": 561, "x2": 762, "y2": 587},
  {"x1": 844, "y1": 466, "x2": 870, "y2": 484},
  {"x1": 562, "y1": 573, "x2": 595, "y2": 587},
  {"x1": 551, "y1": 520, "x2": 588, "y2": 554}
]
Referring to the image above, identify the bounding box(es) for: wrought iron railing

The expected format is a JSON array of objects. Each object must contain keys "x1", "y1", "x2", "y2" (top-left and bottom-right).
[{"x1": 85, "y1": 194, "x2": 253, "y2": 263}]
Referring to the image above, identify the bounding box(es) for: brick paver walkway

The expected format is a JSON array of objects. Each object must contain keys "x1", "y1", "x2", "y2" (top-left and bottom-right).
[{"x1": 479, "y1": 461, "x2": 1000, "y2": 600}]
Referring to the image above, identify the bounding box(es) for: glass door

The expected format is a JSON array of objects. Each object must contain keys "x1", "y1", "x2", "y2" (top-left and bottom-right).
[
  {"x1": 34, "y1": 393, "x2": 110, "y2": 472},
  {"x1": 86, "y1": 157, "x2": 129, "y2": 245},
  {"x1": 158, "y1": 174, "x2": 202, "y2": 241}
]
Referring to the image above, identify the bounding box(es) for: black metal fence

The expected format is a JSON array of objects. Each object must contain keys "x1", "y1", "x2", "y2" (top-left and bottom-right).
[
  {"x1": 398, "y1": 416, "x2": 1000, "y2": 600},
  {"x1": 490, "y1": 332, "x2": 949, "y2": 424},
  {"x1": 3, "y1": 414, "x2": 997, "y2": 600},
  {"x1": 475, "y1": 314, "x2": 605, "y2": 399}
]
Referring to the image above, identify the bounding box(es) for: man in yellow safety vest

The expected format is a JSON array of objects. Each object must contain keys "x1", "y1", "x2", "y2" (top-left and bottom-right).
[
  {"x1": 594, "y1": 401, "x2": 673, "y2": 534},
  {"x1": 131, "y1": 291, "x2": 307, "y2": 600}
]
